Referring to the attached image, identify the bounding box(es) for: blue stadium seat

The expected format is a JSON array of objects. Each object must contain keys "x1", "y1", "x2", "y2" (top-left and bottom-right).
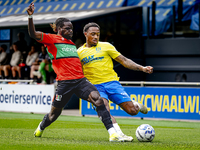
[
  {"x1": 0, "y1": 0, "x2": 126, "y2": 16},
  {"x1": 0, "y1": 0, "x2": 199, "y2": 34},
  {"x1": 127, "y1": 0, "x2": 200, "y2": 35}
]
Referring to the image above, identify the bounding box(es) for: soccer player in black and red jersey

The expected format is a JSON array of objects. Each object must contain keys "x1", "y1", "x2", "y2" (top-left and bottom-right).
[{"x1": 27, "y1": 2, "x2": 128, "y2": 142}]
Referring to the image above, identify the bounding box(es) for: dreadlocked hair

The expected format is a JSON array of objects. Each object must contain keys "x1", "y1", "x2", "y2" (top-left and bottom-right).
[
  {"x1": 83, "y1": 22, "x2": 100, "y2": 33},
  {"x1": 50, "y1": 18, "x2": 70, "y2": 33}
]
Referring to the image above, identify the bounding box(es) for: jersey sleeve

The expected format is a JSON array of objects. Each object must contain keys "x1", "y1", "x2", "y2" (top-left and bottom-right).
[
  {"x1": 106, "y1": 43, "x2": 121, "y2": 59},
  {"x1": 36, "y1": 33, "x2": 54, "y2": 46}
]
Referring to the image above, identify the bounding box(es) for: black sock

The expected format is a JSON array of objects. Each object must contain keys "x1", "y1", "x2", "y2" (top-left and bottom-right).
[
  {"x1": 12, "y1": 76, "x2": 17, "y2": 79},
  {"x1": 40, "y1": 114, "x2": 53, "y2": 130},
  {"x1": 96, "y1": 104, "x2": 113, "y2": 130},
  {"x1": 4, "y1": 76, "x2": 9, "y2": 79}
]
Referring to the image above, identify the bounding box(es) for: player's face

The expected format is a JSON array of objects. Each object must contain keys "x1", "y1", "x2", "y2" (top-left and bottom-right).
[
  {"x1": 30, "y1": 46, "x2": 35, "y2": 52},
  {"x1": 86, "y1": 27, "x2": 100, "y2": 47},
  {"x1": 13, "y1": 44, "x2": 18, "y2": 51},
  {"x1": 41, "y1": 45, "x2": 46, "y2": 53},
  {"x1": 59, "y1": 22, "x2": 73, "y2": 40}
]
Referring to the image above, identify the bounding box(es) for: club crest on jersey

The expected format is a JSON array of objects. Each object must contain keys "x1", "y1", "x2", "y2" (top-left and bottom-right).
[
  {"x1": 55, "y1": 94, "x2": 62, "y2": 101},
  {"x1": 96, "y1": 47, "x2": 101, "y2": 51}
]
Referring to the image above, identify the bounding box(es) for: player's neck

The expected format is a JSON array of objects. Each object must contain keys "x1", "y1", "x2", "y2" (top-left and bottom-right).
[
  {"x1": 57, "y1": 34, "x2": 63, "y2": 37},
  {"x1": 85, "y1": 43, "x2": 92, "y2": 48},
  {"x1": 85, "y1": 42, "x2": 97, "y2": 48}
]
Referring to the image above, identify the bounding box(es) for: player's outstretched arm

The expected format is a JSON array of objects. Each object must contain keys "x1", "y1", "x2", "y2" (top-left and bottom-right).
[
  {"x1": 114, "y1": 55, "x2": 153, "y2": 74},
  {"x1": 27, "y1": 2, "x2": 42, "y2": 40}
]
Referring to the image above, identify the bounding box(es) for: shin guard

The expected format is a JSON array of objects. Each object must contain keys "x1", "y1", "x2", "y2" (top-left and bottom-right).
[
  {"x1": 40, "y1": 114, "x2": 52, "y2": 130},
  {"x1": 96, "y1": 104, "x2": 113, "y2": 130}
]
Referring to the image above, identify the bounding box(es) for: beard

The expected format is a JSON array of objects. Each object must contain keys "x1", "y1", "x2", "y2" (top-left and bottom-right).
[
  {"x1": 60, "y1": 30, "x2": 73, "y2": 40},
  {"x1": 63, "y1": 34, "x2": 72, "y2": 40},
  {"x1": 91, "y1": 44, "x2": 97, "y2": 47}
]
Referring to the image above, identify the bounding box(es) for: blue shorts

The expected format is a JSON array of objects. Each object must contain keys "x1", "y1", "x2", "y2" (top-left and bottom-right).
[{"x1": 94, "y1": 81, "x2": 131, "y2": 105}]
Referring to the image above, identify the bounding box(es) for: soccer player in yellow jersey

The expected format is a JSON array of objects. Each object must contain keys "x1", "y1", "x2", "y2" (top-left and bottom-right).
[
  {"x1": 28, "y1": 3, "x2": 127, "y2": 142},
  {"x1": 78, "y1": 22, "x2": 153, "y2": 141}
]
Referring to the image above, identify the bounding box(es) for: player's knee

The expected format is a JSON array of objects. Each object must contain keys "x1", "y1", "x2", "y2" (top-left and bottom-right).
[
  {"x1": 90, "y1": 91, "x2": 104, "y2": 106},
  {"x1": 94, "y1": 97, "x2": 104, "y2": 107},
  {"x1": 92, "y1": 95, "x2": 104, "y2": 107}
]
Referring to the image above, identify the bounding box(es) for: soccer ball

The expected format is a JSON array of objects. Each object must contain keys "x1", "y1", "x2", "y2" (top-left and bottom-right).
[{"x1": 135, "y1": 124, "x2": 155, "y2": 142}]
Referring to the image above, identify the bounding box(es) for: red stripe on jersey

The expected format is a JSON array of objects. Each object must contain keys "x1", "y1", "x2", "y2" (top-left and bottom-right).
[
  {"x1": 52, "y1": 57, "x2": 84, "y2": 80},
  {"x1": 36, "y1": 33, "x2": 85, "y2": 81}
]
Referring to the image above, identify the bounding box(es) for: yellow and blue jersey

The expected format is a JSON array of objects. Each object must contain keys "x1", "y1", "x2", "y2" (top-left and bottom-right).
[{"x1": 77, "y1": 41, "x2": 121, "y2": 84}]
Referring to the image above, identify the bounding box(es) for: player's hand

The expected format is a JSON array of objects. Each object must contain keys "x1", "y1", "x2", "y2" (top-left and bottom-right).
[
  {"x1": 143, "y1": 66, "x2": 153, "y2": 74},
  {"x1": 28, "y1": 51, "x2": 32, "y2": 55},
  {"x1": 27, "y1": 2, "x2": 34, "y2": 15}
]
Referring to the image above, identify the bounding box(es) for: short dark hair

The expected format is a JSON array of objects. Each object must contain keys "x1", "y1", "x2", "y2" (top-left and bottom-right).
[
  {"x1": 17, "y1": 32, "x2": 25, "y2": 38},
  {"x1": 83, "y1": 22, "x2": 100, "y2": 33},
  {"x1": 50, "y1": 18, "x2": 70, "y2": 32},
  {"x1": 55, "y1": 18, "x2": 70, "y2": 29},
  {"x1": 13, "y1": 42, "x2": 19, "y2": 48},
  {"x1": 1, "y1": 44, "x2": 7, "y2": 51}
]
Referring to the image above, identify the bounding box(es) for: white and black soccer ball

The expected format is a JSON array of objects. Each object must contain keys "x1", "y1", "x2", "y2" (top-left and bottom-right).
[{"x1": 135, "y1": 124, "x2": 155, "y2": 142}]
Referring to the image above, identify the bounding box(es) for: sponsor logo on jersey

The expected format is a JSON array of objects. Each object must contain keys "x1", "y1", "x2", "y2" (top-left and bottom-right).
[
  {"x1": 61, "y1": 47, "x2": 77, "y2": 52},
  {"x1": 81, "y1": 55, "x2": 104, "y2": 64},
  {"x1": 55, "y1": 44, "x2": 78, "y2": 58}
]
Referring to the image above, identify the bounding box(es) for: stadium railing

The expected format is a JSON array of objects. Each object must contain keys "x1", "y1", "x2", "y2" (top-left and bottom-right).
[
  {"x1": 120, "y1": 81, "x2": 200, "y2": 87},
  {"x1": 0, "y1": 79, "x2": 33, "y2": 84}
]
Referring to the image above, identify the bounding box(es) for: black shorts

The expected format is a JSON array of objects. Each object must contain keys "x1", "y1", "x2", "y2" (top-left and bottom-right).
[{"x1": 52, "y1": 77, "x2": 97, "y2": 108}]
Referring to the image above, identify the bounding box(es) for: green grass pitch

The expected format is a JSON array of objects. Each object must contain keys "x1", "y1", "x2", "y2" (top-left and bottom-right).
[{"x1": 0, "y1": 111, "x2": 200, "y2": 150}]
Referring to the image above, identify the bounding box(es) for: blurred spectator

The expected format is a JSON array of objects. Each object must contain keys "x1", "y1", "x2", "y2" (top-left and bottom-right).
[
  {"x1": 73, "y1": 32, "x2": 85, "y2": 49},
  {"x1": 9, "y1": 44, "x2": 14, "y2": 55},
  {"x1": 30, "y1": 45, "x2": 53, "y2": 84},
  {"x1": 75, "y1": 38, "x2": 83, "y2": 49},
  {"x1": 103, "y1": 31, "x2": 115, "y2": 45},
  {"x1": 16, "y1": 32, "x2": 28, "y2": 62},
  {"x1": 26, "y1": 45, "x2": 38, "y2": 66},
  {"x1": 182, "y1": 74, "x2": 187, "y2": 82},
  {"x1": 0, "y1": 44, "x2": 9, "y2": 79},
  {"x1": 175, "y1": 73, "x2": 181, "y2": 82},
  {"x1": 21, "y1": 45, "x2": 38, "y2": 79},
  {"x1": 1, "y1": 42, "x2": 22, "y2": 80},
  {"x1": 74, "y1": 32, "x2": 84, "y2": 49}
]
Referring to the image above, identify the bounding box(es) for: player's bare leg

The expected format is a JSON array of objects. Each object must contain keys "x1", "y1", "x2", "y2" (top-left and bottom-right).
[
  {"x1": 88, "y1": 91, "x2": 125, "y2": 142},
  {"x1": 103, "y1": 98, "x2": 133, "y2": 141},
  {"x1": 34, "y1": 106, "x2": 62, "y2": 137},
  {"x1": 119, "y1": 101, "x2": 148, "y2": 115}
]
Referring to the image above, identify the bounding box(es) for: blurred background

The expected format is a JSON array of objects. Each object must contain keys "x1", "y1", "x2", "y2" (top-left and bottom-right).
[
  {"x1": 1, "y1": 0, "x2": 200, "y2": 110},
  {"x1": 1, "y1": 0, "x2": 200, "y2": 83}
]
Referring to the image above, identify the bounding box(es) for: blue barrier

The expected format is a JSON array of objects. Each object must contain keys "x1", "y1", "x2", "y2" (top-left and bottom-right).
[{"x1": 80, "y1": 86, "x2": 200, "y2": 120}]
